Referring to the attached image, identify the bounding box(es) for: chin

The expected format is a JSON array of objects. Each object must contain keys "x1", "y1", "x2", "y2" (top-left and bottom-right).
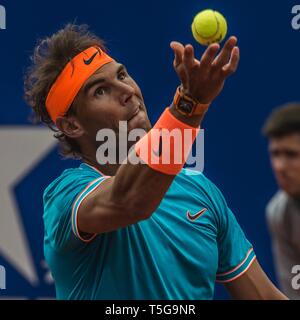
[
  {"x1": 128, "y1": 111, "x2": 151, "y2": 132},
  {"x1": 284, "y1": 189, "x2": 300, "y2": 198},
  {"x1": 280, "y1": 184, "x2": 299, "y2": 197}
]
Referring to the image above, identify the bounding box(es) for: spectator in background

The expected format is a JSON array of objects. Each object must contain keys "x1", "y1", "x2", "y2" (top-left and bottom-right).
[{"x1": 263, "y1": 103, "x2": 300, "y2": 300}]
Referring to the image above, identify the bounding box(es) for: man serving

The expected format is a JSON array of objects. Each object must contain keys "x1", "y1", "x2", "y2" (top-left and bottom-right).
[{"x1": 24, "y1": 24, "x2": 286, "y2": 299}]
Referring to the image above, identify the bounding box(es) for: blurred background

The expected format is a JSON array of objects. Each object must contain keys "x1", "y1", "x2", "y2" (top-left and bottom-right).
[{"x1": 0, "y1": 0, "x2": 299, "y2": 299}]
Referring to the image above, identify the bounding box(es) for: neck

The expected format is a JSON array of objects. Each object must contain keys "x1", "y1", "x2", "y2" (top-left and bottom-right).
[
  {"x1": 78, "y1": 133, "x2": 142, "y2": 177},
  {"x1": 290, "y1": 194, "x2": 300, "y2": 206},
  {"x1": 82, "y1": 154, "x2": 121, "y2": 176}
]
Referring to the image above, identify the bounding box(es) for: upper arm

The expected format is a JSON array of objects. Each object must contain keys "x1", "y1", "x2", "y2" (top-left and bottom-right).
[
  {"x1": 43, "y1": 171, "x2": 103, "y2": 250},
  {"x1": 76, "y1": 176, "x2": 152, "y2": 236},
  {"x1": 224, "y1": 259, "x2": 288, "y2": 300},
  {"x1": 44, "y1": 166, "x2": 164, "y2": 249}
]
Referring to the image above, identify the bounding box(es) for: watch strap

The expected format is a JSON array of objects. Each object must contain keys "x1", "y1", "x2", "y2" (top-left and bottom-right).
[{"x1": 173, "y1": 86, "x2": 210, "y2": 117}]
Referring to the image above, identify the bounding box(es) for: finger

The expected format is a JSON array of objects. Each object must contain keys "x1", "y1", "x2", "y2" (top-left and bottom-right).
[
  {"x1": 222, "y1": 46, "x2": 240, "y2": 77},
  {"x1": 212, "y1": 36, "x2": 237, "y2": 69},
  {"x1": 170, "y1": 41, "x2": 188, "y2": 87},
  {"x1": 198, "y1": 43, "x2": 220, "y2": 71},
  {"x1": 170, "y1": 41, "x2": 184, "y2": 67},
  {"x1": 183, "y1": 44, "x2": 196, "y2": 70}
]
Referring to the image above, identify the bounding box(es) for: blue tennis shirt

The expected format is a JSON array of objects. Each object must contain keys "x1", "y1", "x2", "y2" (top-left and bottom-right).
[{"x1": 43, "y1": 163, "x2": 256, "y2": 300}]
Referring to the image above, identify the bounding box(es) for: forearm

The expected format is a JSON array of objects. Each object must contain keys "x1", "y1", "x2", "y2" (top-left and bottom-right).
[
  {"x1": 109, "y1": 105, "x2": 203, "y2": 218},
  {"x1": 227, "y1": 277, "x2": 288, "y2": 300},
  {"x1": 225, "y1": 260, "x2": 289, "y2": 300}
]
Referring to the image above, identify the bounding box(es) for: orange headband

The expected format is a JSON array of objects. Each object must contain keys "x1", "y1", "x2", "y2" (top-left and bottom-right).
[{"x1": 46, "y1": 46, "x2": 114, "y2": 123}]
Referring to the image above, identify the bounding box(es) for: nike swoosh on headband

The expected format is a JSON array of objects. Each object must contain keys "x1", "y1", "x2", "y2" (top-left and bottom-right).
[{"x1": 83, "y1": 50, "x2": 99, "y2": 65}]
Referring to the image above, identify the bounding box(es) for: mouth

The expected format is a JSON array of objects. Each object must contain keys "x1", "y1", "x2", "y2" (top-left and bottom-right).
[
  {"x1": 276, "y1": 175, "x2": 291, "y2": 186},
  {"x1": 128, "y1": 105, "x2": 140, "y2": 121}
]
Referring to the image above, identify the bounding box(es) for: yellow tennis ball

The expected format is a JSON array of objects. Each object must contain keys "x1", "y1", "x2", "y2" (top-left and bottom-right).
[{"x1": 191, "y1": 9, "x2": 228, "y2": 46}]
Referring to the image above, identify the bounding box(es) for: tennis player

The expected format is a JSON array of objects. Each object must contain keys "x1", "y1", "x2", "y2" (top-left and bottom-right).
[{"x1": 24, "y1": 24, "x2": 287, "y2": 300}]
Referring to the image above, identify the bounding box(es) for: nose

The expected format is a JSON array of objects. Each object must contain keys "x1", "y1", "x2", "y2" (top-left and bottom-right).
[{"x1": 117, "y1": 82, "x2": 135, "y2": 106}]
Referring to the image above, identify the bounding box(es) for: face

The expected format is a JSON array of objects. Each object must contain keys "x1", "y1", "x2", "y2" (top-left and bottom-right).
[
  {"x1": 269, "y1": 133, "x2": 300, "y2": 197},
  {"x1": 71, "y1": 60, "x2": 151, "y2": 149}
]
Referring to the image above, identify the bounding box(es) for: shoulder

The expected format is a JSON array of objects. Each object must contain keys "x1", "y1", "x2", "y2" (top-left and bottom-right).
[
  {"x1": 178, "y1": 168, "x2": 226, "y2": 202},
  {"x1": 43, "y1": 163, "x2": 106, "y2": 250},
  {"x1": 44, "y1": 164, "x2": 102, "y2": 200},
  {"x1": 43, "y1": 163, "x2": 105, "y2": 220},
  {"x1": 266, "y1": 190, "x2": 289, "y2": 234},
  {"x1": 266, "y1": 190, "x2": 288, "y2": 213},
  {"x1": 177, "y1": 168, "x2": 216, "y2": 190},
  {"x1": 266, "y1": 190, "x2": 288, "y2": 222}
]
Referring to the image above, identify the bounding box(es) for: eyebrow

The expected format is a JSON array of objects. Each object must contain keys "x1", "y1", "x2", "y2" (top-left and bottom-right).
[{"x1": 83, "y1": 64, "x2": 126, "y2": 95}]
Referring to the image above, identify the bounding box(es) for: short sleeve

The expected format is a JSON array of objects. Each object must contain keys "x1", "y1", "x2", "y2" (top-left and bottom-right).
[
  {"x1": 201, "y1": 176, "x2": 256, "y2": 283},
  {"x1": 43, "y1": 168, "x2": 106, "y2": 252},
  {"x1": 216, "y1": 206, "x2": 256, "y2": 283}
]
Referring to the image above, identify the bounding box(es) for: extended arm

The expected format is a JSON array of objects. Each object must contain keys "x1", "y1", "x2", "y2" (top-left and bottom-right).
[{"x1": 78, "y1": 37, "x2": 240, "y2": 235}]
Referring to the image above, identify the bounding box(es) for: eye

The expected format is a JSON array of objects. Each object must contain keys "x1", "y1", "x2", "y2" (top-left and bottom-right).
[
  {"x1": 95, "y1": 87, "x2": 105, "y2": 96},
  {"x1": 270, "y1": 150, "x2": 280, "y2": 158},
  {"x1": 286, "y1": 150, "x2": 299, "y2": 159}
]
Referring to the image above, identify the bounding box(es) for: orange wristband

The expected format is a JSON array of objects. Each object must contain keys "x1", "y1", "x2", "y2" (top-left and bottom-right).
[{"x1": 135, "y1": 107, "x2": 200, "y2": 175}]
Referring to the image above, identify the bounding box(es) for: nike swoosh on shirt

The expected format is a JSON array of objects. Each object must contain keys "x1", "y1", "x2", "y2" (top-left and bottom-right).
[
  {"x1": 186, "y1": 208, "x2": 207, "y2": 221},
  {"x1": 83, "y1": 51, "x2": 99, "y2": 65}
]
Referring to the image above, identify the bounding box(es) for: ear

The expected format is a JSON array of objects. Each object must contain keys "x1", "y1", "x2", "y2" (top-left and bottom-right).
[{"x1": 55, "y1": 116, "x2": 85, "y2": 139}]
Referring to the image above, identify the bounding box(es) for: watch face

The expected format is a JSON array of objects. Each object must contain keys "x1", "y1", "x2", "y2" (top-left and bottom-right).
[{"x1": 178, "y1": 99, "x2": 193, "y2": 114}]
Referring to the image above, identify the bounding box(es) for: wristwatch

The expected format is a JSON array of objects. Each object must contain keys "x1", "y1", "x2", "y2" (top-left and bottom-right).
[{"x1": 172, "y1": 85, "x2": 210, "y2": 117}]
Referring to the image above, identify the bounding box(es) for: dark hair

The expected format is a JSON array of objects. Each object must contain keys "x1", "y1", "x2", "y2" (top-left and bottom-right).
[
  {"x1": 24, "y1": 23, "x2": 106, "y2": 158},
  {"x1": 262, "y1": 103, "x2": 300, "y2": 138}
]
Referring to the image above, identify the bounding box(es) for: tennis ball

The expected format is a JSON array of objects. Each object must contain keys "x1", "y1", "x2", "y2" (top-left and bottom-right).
[{"x1": 191, "y1": 9, "x2": 227, "y2": 46}]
